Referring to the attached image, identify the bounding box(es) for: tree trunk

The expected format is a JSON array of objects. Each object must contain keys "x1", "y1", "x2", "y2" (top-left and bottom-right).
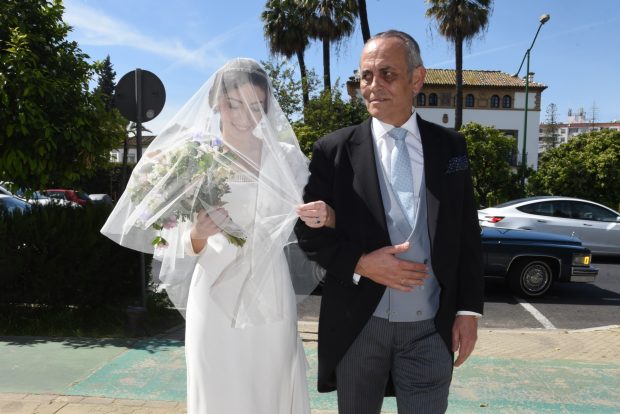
[
  {"x1": 322, "y1": 37, "x2": 331, "y2": 92},
  {"x1": 296, "y1": 49, "x2": 309, "y2": 108},
  {"x1": 358, "y1": 0, "x2": 371, "y2": 43},
  {"x1": 454, "y1": 33, "x2": 463, "y2": 131}
]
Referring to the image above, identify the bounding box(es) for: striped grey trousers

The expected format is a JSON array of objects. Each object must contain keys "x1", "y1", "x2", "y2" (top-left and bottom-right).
[{"x1": 335, "y1": 316, "x2": 453, "y2": 414}]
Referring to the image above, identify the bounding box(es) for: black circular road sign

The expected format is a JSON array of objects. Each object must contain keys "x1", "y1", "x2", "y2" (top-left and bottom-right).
[{"x1": 114, "y1": 69, "x2": 166, "y2": 123}]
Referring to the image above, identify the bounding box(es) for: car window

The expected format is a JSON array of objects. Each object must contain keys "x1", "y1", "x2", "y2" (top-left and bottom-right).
[
  {"x1": 46, "y1": 191, "x2": 66, "y2": 199},
  {"x1": 517, "y1": 201, "x2": 574, "y2": 218},
  {"x1": 571, "y1": 201, "x2": 619, "y2": 222},
  {"x1": 517, "y1": 201, "x2": 555, "y2": 217},
  {"x1": 550, "y1": 201, "x2": 572, "y2": 218},
  {"x1": 76, "y1": 191, "x2": 91, "y2": 202}
]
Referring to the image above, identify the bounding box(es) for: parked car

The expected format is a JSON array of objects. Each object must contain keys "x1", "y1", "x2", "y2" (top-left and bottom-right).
[
  {"x1": 13, "y1": 188, "x2": 77, "y2": 207},
  {"x1": 1, "y1": 182, "x2": 77, "y2": 207},
  {"x1": 479, "y1": 196, "x2": 620, "y2": 256},
  {"x1": 0, "y1": 184, "x2": 11, "y2": 196},
  {"x1": 43, "y1": 189, "x2": 91, "y2": 206},
  {"x1": 291, "y1": 226, "x2": 598, "y2": 299},
  {"x1": 89, "y1": 193, "x2": 114, "y2": 207},
  {"x1": 482, "y1": 227, "x2": 597, "y2": 298},
  {"x1": 0, "y1": 194, "x2": 32, "y2": 214}
]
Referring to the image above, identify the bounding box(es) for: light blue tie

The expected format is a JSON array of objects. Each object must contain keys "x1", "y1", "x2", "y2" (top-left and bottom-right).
[{"x1": 389, "y1": 127, "x2": 415, "y2": 226}]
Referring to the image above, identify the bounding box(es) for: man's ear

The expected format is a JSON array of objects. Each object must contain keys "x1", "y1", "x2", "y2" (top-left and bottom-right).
[{"x1": 411, "y1": 66, "x2": 426, "y2": 95}]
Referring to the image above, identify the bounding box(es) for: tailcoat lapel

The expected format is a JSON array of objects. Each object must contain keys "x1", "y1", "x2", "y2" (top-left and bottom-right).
[
  {"x1": 347, "y1": 119, "x2": 388, "y2": 235},
  {"x1": 417, "y1": 115, "x2": 443, "y2": 246}
]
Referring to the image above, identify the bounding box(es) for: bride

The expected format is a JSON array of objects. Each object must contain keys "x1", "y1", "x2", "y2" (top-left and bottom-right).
[{"x1": 102, "y1": 58, "x2": 333, "y2": 413}]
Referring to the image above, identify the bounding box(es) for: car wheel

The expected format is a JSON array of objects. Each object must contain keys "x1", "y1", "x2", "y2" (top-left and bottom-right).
[{"x1": 508, "y1": 259, "x2": 554, "y2": 298}]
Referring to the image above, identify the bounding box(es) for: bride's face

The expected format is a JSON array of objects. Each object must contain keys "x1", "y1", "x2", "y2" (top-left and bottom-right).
[{"x1": 219, "y1": 82, "x2": 267, "y2": 140}]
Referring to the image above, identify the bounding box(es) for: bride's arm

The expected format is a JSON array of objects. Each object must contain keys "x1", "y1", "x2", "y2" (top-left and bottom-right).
[{"x1": 296, "y1": 200, "x2": 335, "y2": 229}]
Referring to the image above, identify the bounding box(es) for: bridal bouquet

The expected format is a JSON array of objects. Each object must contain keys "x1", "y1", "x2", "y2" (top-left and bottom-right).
[{"x1": 128, "y1": 138, "x2": 246, "y2": 248}]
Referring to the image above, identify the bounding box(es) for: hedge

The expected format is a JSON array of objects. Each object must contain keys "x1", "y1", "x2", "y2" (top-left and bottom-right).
[{"x1": 0, "y1": 204, "x2": 150, "y2": 309}]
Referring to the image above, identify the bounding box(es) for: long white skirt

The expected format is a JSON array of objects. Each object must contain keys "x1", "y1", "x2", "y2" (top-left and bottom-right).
[{"x1": 184, "y1": 234, "x2": 310, "y2": 414}]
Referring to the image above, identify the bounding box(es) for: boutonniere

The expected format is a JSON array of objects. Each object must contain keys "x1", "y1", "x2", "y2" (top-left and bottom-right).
[{"x1": 445, "y1": 155, "x2": 469, "y2": 174}]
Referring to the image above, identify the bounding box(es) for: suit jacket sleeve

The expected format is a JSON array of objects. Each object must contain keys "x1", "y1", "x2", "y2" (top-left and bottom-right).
[{"x1": 294, "y1": 139, "x2": 364, "y2": 286}]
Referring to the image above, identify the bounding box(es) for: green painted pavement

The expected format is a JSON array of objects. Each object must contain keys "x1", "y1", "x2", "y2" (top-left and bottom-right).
[
  {"x1": 1, "y1": 337, "x2": 619, "y2": 413},
  {"x1": 447, "y1": 356, "x2": 620, "y2": 414},
  {"x1": 65, "y1": 338, "x2": 186, "y2": 401},
  {"x1": 0, "y1": 337, "x2": 133, "y2": 394}
]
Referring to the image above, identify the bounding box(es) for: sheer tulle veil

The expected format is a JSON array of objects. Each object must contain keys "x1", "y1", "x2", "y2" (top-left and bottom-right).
[{"x1": 101, "y1": 58, "x2": 322, "y2": 327}]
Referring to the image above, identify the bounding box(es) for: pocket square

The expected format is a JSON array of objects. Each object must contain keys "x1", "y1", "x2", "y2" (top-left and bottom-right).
[{"x1": 445, "y1": 155, "x2": 469, "y2": 174}]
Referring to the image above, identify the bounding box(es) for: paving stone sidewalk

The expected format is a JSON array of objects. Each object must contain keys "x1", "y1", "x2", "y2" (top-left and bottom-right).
[{"x1": 1, "y1": 323, "x2": 619, "y2": 414}]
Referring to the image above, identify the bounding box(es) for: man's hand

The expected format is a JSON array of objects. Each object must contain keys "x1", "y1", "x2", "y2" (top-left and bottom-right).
[
  {"x1": 452, "y1": 315, "x2": 478, "y2": 367},
  {"x1": 355, "y1": 242, "x2": 428, "y2": 292}
]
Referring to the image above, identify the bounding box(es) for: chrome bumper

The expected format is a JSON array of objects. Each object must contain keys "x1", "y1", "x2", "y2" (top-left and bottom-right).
[{"x1": 570, "y1": 266, "x2": 598, "y2": 283}]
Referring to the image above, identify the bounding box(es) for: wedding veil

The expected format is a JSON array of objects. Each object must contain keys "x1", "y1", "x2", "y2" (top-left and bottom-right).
[{"x1": 101, "y1": 58, "x2": 322, "y2": 327}]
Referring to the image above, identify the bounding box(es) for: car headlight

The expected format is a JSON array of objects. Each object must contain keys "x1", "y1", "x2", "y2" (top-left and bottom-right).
[{"x1": 572, "y1": 253, "x2": 591, "y2": 266}]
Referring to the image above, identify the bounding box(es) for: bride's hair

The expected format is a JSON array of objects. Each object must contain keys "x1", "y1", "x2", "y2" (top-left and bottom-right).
[{"x1": 208, "y1": 58, "x2": 270, "y2": 113}]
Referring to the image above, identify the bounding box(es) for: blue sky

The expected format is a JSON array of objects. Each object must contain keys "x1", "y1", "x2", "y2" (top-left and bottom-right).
[{"x1": 64, "y1": 0, "x2": 620, "y2": 134}]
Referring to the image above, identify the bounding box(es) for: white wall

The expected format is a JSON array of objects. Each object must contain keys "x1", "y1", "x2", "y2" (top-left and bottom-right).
[
  {"x1": 417, "y1": 107, "x2": 541, "y2": 170},
  {"x1": 514, "y1": 92, "x2": 536, "y2": 110}
]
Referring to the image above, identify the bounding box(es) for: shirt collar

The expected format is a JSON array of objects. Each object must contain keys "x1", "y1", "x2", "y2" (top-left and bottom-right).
[{"x1": 372, "y1": 109, "x2": 419, "y2": 141}]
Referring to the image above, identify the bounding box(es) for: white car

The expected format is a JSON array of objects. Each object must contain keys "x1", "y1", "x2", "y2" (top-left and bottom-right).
[{"x1": 479, "y1": 196, "x2": 620, "y2": 256}]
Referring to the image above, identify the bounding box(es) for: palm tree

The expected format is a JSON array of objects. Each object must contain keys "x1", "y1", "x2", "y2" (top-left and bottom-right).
[
  {"x1": 304, "y1": 0, "x2": 358, "y2": 92},
  {"x1": 425, "y1": 0, "x2": 493, "y2": 130},
  {"x1": 262, "y1": 0, "x2": 312, "y2": 107},
  {"x1": 357, "y1": 0, "x2": 371, "y2": 43}
]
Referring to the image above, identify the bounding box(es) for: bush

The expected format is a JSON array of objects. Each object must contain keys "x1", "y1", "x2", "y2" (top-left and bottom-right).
[
  {"x1": 528, "y1": 130, "x2": 620, "y2": 209},
  {"x1": 0, "y1": 203, "x2": 149, "y2": 309}
]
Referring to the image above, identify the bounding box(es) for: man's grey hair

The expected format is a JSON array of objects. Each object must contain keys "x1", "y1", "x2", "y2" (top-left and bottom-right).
[{"x1": 368, "y1": 30, "x2": 424, "y2": 72}]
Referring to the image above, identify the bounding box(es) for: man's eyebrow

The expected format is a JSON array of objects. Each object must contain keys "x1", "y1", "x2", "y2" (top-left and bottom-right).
[{"x1": 361, "y1": 64, "x2": 396, "y2": 72}]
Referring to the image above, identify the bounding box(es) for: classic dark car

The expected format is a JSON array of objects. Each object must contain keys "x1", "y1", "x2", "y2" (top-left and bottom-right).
[{"x1": 482, "y1": 227, "x2": 598, "y2": 298}]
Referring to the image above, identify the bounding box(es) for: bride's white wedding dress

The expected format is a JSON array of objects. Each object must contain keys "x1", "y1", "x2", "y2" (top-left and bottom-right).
[{"x1": 184, "y1": 177, "x2": 310, "y2": 414}]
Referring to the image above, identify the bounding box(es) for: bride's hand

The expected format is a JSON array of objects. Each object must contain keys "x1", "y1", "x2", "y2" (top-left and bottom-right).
[
  {"x1": 190, "y1": 208, "x2": 229, "y2": 240},
  {"x1": 189, "y1": 208, "x2": 229, "y2": 254},
  {"x1": 296, "y1": 201, "x2": 335, "y2": 229}
]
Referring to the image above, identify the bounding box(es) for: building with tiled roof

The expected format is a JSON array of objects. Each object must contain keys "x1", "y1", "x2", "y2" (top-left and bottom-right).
[
  {"x1": 539, "y1": 108, "x2": 620, "y2": 151},
  {"x1": 346, "y1": 68, "x2": 548, "y2": 170}
]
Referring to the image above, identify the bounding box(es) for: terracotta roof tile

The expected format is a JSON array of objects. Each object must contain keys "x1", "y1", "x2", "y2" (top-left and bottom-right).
[{"x1": 424, "y1": 69, "x2": 547, "y2": 88}]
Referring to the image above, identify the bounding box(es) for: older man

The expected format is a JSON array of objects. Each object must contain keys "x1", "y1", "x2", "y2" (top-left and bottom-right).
[{"x1": 295, "y1": 30, "x2": 484, "y2": 413}]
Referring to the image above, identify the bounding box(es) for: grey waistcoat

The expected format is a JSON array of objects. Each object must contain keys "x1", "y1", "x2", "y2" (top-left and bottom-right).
[{"x1": 372, "y1": 142, "x2": 441, "y2": 322}]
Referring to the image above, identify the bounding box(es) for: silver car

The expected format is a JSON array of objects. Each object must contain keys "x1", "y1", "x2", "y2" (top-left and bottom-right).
[{"x1": 479, "y1": 196, "x2": 620, "y2": 256}]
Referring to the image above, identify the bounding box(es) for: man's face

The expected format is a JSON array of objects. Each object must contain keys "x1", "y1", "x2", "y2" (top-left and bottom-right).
[{"x1": 359, "y1": 37, "x2": 425, "y2": 126}]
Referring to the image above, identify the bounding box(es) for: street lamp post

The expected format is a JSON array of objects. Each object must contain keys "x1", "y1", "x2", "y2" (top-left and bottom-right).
[{"x1": 513, "y1": 13, "x2": 550, "y2": 194}]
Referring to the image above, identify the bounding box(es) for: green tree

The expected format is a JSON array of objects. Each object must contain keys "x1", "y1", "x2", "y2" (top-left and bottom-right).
[
  {"x1": 94, "y1": 55, "x2": 116, "y2": 111},
  {"x1": 262, "y1": 0, "x2": 312, "y2": 107},
  {"x1": 527, "y1": 130, "x2": 620, "y2": 210},
  {"x1": 425, "y1": 0, "x2": 493, "y2": 130},
  {"x1": 0, "y1": 0, "x2": 126, "y2": 190},
  {"x1": 262, "y1": 59, "x2": 303, "y2": 122},
  {"x1": 293, "y1": 85, "x2": 368, "y2": 156},
  {"x1": 460, "y1": 122, "x2": 520, "y2": 207},
  {"x1": 540, "y1": 102, "x2": 560, "y2": 150},
  {"x1": 304, "y1": 0, "x2": 358, "y2": 92}
]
